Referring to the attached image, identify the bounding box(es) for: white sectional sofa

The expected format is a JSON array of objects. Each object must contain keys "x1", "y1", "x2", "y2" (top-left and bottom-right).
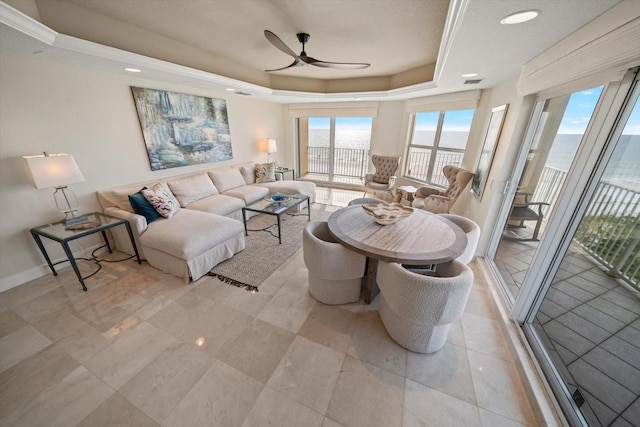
[{"x1": 96, "y1": 162, "x2": 316, "y2": 283}]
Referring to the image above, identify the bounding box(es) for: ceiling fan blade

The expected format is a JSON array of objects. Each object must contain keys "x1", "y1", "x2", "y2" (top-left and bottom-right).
[
  {"x1": 265, "y1": 59, "x2": 304, "y2": 72},
  {"x1": 264, "y1": 30, "x2": 299, "y2": 59},
  {"x1": 264, "y1": 30, "x2": 370, "y2": 71},
  {"x1": 305, "y1": 56, "x2": 370, "y2": 69}
]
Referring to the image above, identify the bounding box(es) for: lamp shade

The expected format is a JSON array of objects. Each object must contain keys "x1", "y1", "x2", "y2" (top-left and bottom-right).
[
  {"x1": 23, "y1": 153, "x2": 85, "y2": 189},
  {"x1": 267, "y1": 138, "x2": 277, "y2": 154}
]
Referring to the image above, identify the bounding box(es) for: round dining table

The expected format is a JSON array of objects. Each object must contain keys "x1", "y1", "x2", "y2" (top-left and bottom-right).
[{"x1": 327, "y1": 205, "x2": 468, "y2": 303}]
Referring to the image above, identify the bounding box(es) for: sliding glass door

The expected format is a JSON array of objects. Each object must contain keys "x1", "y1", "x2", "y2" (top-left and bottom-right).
[
  {"x1": 297, "y1": 117, "x2": 372, "y2": 185},
  {"x1": 487, "y1": 68, "x2": 639, "y2": 425},
  {"x1": 528, "y1": 76, "x2": 639, "y2": 426},
  {"x1": 492, "y1": 87, "x2": 603, "y2": 301}
]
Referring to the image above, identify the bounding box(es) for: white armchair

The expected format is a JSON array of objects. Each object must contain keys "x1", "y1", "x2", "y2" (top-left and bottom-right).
[
  {"x1": 363, "y1": 155, "x2": 400, "y2": 202},
  {"x1": 303, "y1": 221, "x2": 366, "y2": 304},
  {"x1": 377, "y1": 260, "x2": 473, "y2": 353}
]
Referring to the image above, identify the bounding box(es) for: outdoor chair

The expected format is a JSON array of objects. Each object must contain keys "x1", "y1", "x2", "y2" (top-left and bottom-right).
[
  {"x1": 504, "y1": 192, "x2": 550, "y2": 242},
  {"x1": 363, "y1": 155, "x2": 400, "y2": 202},
  {"x1": 412, "y1": 165, "x2": 474, "y2": 214},
  {"x1": 377, "y1": 259, "x2": 473, "y2": 353},
  {"x1": 303, "y1": 221, "x2": 366, "y2": 304}
]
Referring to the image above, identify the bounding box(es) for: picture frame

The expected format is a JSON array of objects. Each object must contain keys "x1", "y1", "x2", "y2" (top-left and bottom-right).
[
  {"x1": 471, "y1": 104, "x2": 508, "y2": 201},
  {"x1": 131, "y1": 87, "x2": 233, "y2": 171}
]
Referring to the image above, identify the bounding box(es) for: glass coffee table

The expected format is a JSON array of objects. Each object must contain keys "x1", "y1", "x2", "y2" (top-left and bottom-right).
[{"x1": 242, "y1": 194, "x2": 310, "y2": 244}]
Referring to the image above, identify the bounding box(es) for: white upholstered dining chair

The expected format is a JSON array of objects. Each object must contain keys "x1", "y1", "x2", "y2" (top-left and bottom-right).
[
  {"x1": 303, "y1": 221, "x2": 366, "y2": 304},
  {"x1": 377, "y1": 259, "x2": 473, "y2": 353},
  {"x1": 438, "y1": 214, "x2": 480, "y2": 264}
]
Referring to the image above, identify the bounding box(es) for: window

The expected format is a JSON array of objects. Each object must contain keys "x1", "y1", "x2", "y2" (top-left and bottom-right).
[{"x1": 404, "y1": 109, "x2": 475, "y2": 186}]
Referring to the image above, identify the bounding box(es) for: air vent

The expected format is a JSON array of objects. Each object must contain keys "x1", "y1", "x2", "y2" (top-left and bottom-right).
[
  {"x1": 234, "y1": 91, "x2": 252, "y2": 96},
  {"x1": 464, "y1": 79, "x2": 483, "y2": 85}
]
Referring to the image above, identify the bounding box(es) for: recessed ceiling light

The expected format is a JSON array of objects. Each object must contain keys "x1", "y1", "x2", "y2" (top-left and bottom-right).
[
  {"x1": 226, "y1": 88, "x2": 236, "y2": 92},
  {"x1": 461, "y1": 73, "x2": 478, "y2": 78},
  {"x1": 124, "y1": 68, "x2": 141, "y2": 73},
  {"x1": 500, "y1": 10, "x2": 539, "y2": 25}
]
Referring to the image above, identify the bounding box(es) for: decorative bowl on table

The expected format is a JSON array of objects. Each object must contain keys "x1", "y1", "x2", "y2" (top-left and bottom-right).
[
  {"x1": 264, "y1": 193, "x2": 291, "y2": 203},
  {"x1": 361, "y1": 202, "x2": 414, "y2": 225}
]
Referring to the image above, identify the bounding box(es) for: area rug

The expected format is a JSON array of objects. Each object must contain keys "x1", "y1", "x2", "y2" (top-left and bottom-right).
[{"x1": 207, "y1": 203, "x2": 333, "y2": 291}]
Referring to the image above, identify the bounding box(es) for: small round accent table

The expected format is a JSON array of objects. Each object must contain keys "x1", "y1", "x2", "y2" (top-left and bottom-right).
[{"x1": 397, "y1": 185, "x2": 418, "y2": 204}]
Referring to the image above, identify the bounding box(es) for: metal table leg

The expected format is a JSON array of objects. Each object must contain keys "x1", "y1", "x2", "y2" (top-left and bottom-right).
[
  {"x1": 62, "y1": 241, "x2": 87, "y2": 291},
  {"x1": 124, "y1": 222, "x2": 142, "y2": 264},
  {"x1": 100, "y1": 230, "x2": 113, "y2": 253},
  {"x1": 242, "y1": 208, "x2": 248, "y2": 236},
  {"x1": 277, "y1": 214, "x2": 282, "y2": 244},
  {"x1": 31, "y1": 232, "x2": 57, "y2": 276}
]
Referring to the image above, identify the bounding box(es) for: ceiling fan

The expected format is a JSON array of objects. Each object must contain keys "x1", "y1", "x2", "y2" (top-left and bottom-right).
[{"x1": 264, "y1": 30, "x2": 370, "y2": 72}]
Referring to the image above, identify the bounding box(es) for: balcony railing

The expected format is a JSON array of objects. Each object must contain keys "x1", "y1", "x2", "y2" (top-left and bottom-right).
[
  {"x1": 405, "y1": 149, "x2": 465, "y2": 187},
  {"x1": 533, "y1": 165, "x2": 639, "y2": 289},
  {"x1": 574, "y1": 180, "x2": 640, "y2": 288},
  {"x1": 307, "y1": 147, "x2": 369, "y2": 178}
]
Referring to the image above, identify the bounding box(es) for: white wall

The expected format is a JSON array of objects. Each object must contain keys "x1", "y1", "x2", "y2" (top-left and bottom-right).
[
  {"x1": 370, "y1": 101, "x2": 408, "y2": 156},
  {"x1": 461, "y1": 75, "x2": 533, "y2": 254},
  {"x1": 0, "y1": 53, "x2": 285, "y2": 289}
]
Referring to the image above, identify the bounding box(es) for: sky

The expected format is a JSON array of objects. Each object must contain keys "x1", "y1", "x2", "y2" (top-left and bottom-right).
[
  {"x1": 307, "y1": 87, "x2": 639, "y2": 135},
  {"x1": 308, "y1": 117, "x2": 372, "y2": 130},
  {"x1": 414, "y1": 110, "x2": 474, "y2": 132},
  {"x1": 558, "y1": 86, "x2": 638, "y2": 135},
  {"x1": 558, "y1": 86, "x2": 603, "y2": 134}
]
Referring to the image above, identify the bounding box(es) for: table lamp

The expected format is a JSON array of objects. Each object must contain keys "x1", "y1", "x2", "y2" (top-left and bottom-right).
[
  {"x1": 23, "y1": 152, "x2": 88, "y2": 224},
  {"x1": 267, "y1": 138, "x2": 278, "y2": 166}
]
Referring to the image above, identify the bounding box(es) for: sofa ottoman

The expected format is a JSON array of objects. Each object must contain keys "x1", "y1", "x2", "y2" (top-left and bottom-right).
[{"x1": 139, "y1": 209, "x2": 245, "y2": 283}]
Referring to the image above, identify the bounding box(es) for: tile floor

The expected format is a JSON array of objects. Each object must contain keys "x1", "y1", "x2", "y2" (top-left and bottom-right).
[
  {"x1": 0, "y1": 193, "x2": 542, "y2": 426},
  {"x1": 495, "y1": 230, "x2": 640, "y2": 426}
]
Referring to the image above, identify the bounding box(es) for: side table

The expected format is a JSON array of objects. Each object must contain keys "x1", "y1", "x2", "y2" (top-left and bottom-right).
[
  {"x1": 30, "y1": 212, "x2": 141, "y2": 291},
  {"x1": 397, "y1": 185, "x2": 418, "y2": 204},
  {"x1": 275, "y1": 167, "x2": 295, "y2": 181}
]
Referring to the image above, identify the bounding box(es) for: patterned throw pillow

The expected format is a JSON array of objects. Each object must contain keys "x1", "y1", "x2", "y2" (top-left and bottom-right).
[
  {"x1": 255, "y1": 162, "x2": 276, "y2": 183},
  {"x1": 141, "y1": 183, "x2": 180, "y2": 218}
]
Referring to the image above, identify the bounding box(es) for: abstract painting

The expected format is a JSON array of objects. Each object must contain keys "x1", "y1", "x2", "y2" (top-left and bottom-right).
[
  {"x1": 472, "y1": 104, "x2": 508, "y2": 201},
  {"x1": 131, "y1": 87, "x2": 233, "y2": 170}
]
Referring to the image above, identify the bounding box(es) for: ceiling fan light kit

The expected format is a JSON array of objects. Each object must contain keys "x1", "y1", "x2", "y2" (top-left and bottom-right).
[{"x1": 264, "y1": 30, "x2": 370, "y2": 72}]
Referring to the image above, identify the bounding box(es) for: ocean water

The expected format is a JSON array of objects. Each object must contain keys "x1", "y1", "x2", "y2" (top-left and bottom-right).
[
  {"x1": 309, "y1": 129, "x2": 640, "y2": 185},
  {"x1": 549, "y1": 134, "x2": 640, "y2": 185}
]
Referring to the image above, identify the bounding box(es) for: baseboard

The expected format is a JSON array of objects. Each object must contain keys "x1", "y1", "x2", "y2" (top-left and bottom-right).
[
  {"x1": 0, "y1": 265, "x2": 53, "y2": 293},
  {"x1": 475, "y1": 257, "x2": 568, "y2": 426},
  {"x1": 0, "y1": 241, "x2": 112, "y2": 293}
]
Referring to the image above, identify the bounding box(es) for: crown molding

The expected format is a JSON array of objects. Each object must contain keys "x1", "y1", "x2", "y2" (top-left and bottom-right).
[{"x1": 0, "y1": 2, "x2": 56, "y2": 44}]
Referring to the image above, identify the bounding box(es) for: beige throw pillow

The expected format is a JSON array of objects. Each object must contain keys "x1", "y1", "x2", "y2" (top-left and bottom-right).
[{"x1": 255, "y1": 162, "x2": 276, "y2": 183}]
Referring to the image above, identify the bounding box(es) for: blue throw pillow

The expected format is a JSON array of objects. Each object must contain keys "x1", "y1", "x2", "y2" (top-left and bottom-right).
[{"x1": 129, "y1": 189, "x2": 160, "y2": 224}]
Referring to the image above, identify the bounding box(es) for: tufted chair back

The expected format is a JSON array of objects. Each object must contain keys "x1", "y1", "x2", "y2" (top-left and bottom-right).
[
  {"x1": 372, "y1": 155, "x2": 400, "y2": 184},
  {"x1": 413, "y1": 165, "x2": 474, "y2": 213},
  {"x1": 442, "y1": 165, "x2": 473, "y2": 199}
]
